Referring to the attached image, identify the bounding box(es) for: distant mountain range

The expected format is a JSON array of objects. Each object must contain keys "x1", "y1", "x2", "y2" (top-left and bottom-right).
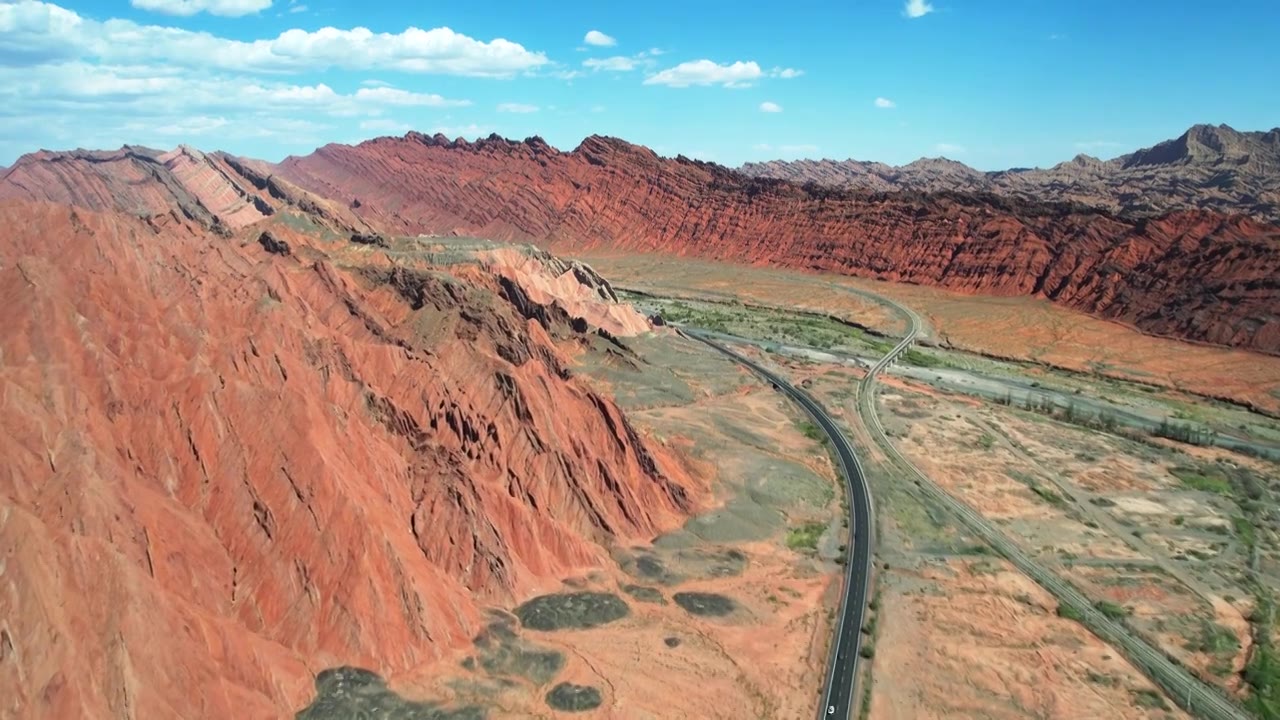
[
  {"x1": 3, "y1": 125, "x2": 1278, "y2": 357},
  {"x1": 740, "y1": 124, "x2": 1280, "y2": 223}
]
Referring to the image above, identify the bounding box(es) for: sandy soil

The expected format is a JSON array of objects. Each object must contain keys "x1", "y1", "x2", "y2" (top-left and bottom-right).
[
  {"x1": 870, "y1": 558, "x2": 1190, "y2": 720},
  {"x1": 361, "y1": 331, "x2": 848, "y2": 719},
  {"x1": 876, "y1": 379, "x2": 1260, "y2": 698},
  {"x1": 582, "y1": 252, "x2": 1280, "y2": 415}
]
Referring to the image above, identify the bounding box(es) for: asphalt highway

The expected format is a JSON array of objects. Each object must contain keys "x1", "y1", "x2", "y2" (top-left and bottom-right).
[
  {"x1": 672, "y1": 290, "x2": 1247, "y2": 720},
  {"x1": 679, "y1": 329, "x2": 893, "y2": 719}
]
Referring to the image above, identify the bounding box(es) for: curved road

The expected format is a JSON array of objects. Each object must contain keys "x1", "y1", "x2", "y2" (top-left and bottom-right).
[
  {"x1": 679, "y1": 325, "x2": 912, "y2": 719},
  {"x1": 847, "y1": 298, "x2": 1251, "y2": 720},
  {"x1": 680, "y1": 285, "x2": 1251, "y2": 720}
]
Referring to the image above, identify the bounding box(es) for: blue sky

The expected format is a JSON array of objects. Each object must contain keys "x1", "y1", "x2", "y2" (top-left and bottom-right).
[{"x1": 1, "y1": 0, "x2": 1277, "y2": 169}]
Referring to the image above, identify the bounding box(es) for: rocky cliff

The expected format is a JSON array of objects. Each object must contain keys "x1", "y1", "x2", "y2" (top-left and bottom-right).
[
  {"x1": 0, "y1": 192, "x2": 697, "y2": 718},
  {"x1": 740, "y1": 124, "x2": 1280, "y2": 223},
  {"x1": 0, "y1": 145, "x2": 372, "y2": 236},
  {"x1": 274, "y1": 132, "x2": 1280, "y2": 355}
]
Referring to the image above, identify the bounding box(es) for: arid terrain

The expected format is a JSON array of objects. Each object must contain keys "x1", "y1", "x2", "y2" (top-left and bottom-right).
[
  {"x1": 740, "y1": 124, "x2": 1280, "y2": 224},
  {"x1": 265, "y1": 131, "x2": 1279, "y2": 354},
  {"x1": 609, "y1": 258, "x2": 1280, "y2": 719},
  {"x1": 4, "y1": 119, "x2": 1279, "y2": 720}
]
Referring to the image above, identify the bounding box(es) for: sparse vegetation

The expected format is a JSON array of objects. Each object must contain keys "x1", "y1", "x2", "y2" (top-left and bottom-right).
[
  {"x1": 1170, "y1": 466, "x2": 1233, "y2": 495},
  {"x1": 785, "y1": 521, "x2": 826, "y2": 551},
  {"x1": 1056, "y1": 603, "x2": 1084, "y2": 621},
  {"x1": 901, "y1": 348, "x2": 945, "y2": 368},
  {"x1": 1187, "y1": 621, "x2": 1240, "y2": 655},
  {"x1": 1094, "y1": 600, "x2": 1130, "y2": 621},
  {"x1": 797, "y1": 420, "x2": 825, "y2": 443},
  {"x1": 977, "y1": 432, "x2": 996, "y2": 450},
  {"x1": 1130, "y1": 688, "x2": 1170, "y2": 710}
]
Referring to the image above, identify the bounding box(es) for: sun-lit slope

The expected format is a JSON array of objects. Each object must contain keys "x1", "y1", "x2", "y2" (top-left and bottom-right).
[
  {"x1": 0, "y1": 199, "x2": 699, "y2": 718},
  {"x1": 275, "y1": 132, "x2": 1280, "y2": 355}
]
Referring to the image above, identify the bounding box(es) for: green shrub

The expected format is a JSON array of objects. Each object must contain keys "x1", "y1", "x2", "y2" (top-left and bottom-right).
[
  {"x1": 1094, "y1": 600, "x2": 1130, "y2": 621},
  {"x1": 785, "y1": 522, "x2": 826, "y2": 552},
  {"x1": 1056, "y1": 604, "x2": 1084, "y2": 621}
]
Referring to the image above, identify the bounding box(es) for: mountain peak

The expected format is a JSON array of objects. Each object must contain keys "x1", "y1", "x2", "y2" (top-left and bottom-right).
[{"x1": 1121, "y1": 123, "x2": 1250, "y2": 169}]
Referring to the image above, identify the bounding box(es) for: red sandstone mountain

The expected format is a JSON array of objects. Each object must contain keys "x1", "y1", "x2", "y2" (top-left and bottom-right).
[
  {"x1": 0, "y1": 148, "x2": 700, "y2": 716},
  {"x1": 272, "y1": 132, "x2": 1280, "y2": 356},
  {"x1": 739, "y1": 124, "x2": 1280, "y2": 223}
]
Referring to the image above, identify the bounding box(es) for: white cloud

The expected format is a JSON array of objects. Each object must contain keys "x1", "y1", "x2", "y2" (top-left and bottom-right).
[
  {"x1": 353, "y1": 87, "x2": 469, "y2": 106},
  {"x1": 584, "y1": 56, "x2": 636, "y2": 72},
  {"x1": 497, "y1": 102, "x2": 538, "y2": 113},
  {"x1": 359, "y1": 118, "x2": 411, "y2": 133},
  {"x1": 147, "y1": 116, "x2": 229, "y2": 135},
  {"x1": 773, "y1": 67, "x2": 803, "y2": 79},
  {"x1": 759, "y1": 101, "x2": 782, "y2": 113},
  {"x1": 130, "y1": 0, "x2": 271, "y2": 17},
  {"x1": 0, "y1": 62, "x2": 470, "y2": 118},
  {"x1": 583, "y1": 30, "x2": 616, "y2": 47},
  {"x1": 644, "y1": 59, "x2": 763, "y2": 88},
  {"x1": 904, "y1": 0, "x2": 934, "y2": 18},
  {"x1": 0, "y1": 1, "x2": 549, "y2": 77},
  {"x1": 874, "y1": 97, "x2": 895, "y2": 109},
  {"x1": 432, "y1": 123, "x2": 492, "y2": 139},
  {"x1": 288, "y1": 3, "x2": 306, "y2": 12},
  {"x1": 935, "y1": 143, "x2": 966, "y2": 155},
  {"x1": 360, "y1": 79, "x2": 392, "y2": 87}
]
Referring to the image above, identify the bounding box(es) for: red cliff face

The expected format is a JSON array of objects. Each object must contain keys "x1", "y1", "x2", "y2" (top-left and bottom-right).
[
  {"x1": 276, "y1": 133, "x2": 1280, "y2": 355},
  {"x1": 0, "y1": 198, "x2": 698, "y2": 718}
]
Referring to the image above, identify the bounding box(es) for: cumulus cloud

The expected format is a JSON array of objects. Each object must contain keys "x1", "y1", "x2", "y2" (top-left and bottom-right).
[
  {"x1": 353, "y1": 87, "x2": 470, "y2": 106},
  {"x1": 131, "y1": 0, "x2": 271, "y2": 17},
  {"x1": 773, "y1": 67, "x2": 803, "y2": 79},
  {"x1": 759, "y1": 101, "x2": 782, "y2": 113},
  {"x1": 584, "y1": 56, "x2": 636, "y2": 72},
  {"x1": 359, "y1": 118, "x2": 411, "y2": 133},
  {"x1": 935, "y1": 143, "x2": 966, "y2": 155},
  {"x1": 874, "y1": 97, "x2": 895, "y2": 108},
  {"x1": 583, "y1": 30, "x2": 616, "y2": 47},
  {"x1": 147, "y1": 116, "x2": 230, "y2": 135},
  {"x1": 904, "y1": 0, "x2": 934, "y2": 18},
  {"x1": 0, "y1": 62, "x2": 470, "y2": 118},
  {"x1": 432, "y1": 123, "x2": 492, "y2": 139},
  {"x1": 0, "y1": 1, "x2": 549, "y2": 76},
  {"x1": 497, "y1": 102, "x2": 538, "y2": 113},
  {"x1": 644, "y1": 59, "x2": 763, "y2": 87}
]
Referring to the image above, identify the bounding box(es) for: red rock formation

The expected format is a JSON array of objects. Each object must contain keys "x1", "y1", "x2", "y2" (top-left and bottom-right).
[
  {"x1": 0, "y1": 199, "x2": 698, "y2": 718},
  {"x1": 275, "y1": 133, "x2": 1280, "y2": 355},
  {"x1": 741, "y1": 124, "x2": 1280, "y2": 223},
  {"x1": 0, "y1": 146, "x2": 371, "y2": 236}
]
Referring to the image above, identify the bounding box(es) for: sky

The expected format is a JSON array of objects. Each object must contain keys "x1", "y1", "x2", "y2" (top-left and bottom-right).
[{"x1": 1, "y1": 0, "x2": 1278, "y2": 169}]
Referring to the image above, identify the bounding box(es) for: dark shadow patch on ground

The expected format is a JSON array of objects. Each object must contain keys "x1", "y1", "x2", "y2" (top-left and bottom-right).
[
  {"x1": 545, "y1": 683, "x2": 603, "y2": 712},
  {"x1": 295, "y1": 666, "x2": 485, "y2": 720},
  {"x1": 473, "y1": 613, "x2": 565, "y2": 686},
  {"x1": 515, "y1": 591, "x2": 630, "y2": 631},
  {"x1": 622, "y1": 584, "x2": 667, "y2": 604},
  {"x1": 673, "y1": 592, "x2": 738, "y2": 618},
  {"x1": 614, "y1": 546, "x2": 748, "y2": 586}
]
